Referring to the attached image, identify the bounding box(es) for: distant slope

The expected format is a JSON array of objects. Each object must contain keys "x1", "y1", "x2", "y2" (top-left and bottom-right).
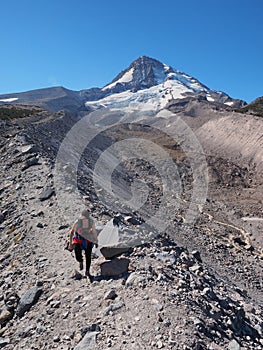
[
  {"x1": 0, "y1": 86, "x2": 85, "y2": 113},
  {"x1": 237, "y1": 96, "x2": 263, "y2": 117},
  {"x1": 195, "y1": 113, "x2": 263, "y2": 173}
]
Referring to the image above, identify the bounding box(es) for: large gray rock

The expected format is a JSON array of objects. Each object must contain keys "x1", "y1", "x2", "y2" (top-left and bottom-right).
[
  {"x1": 74, "y1": 331, "x2": 97, "y2": 350},
  {"x1": 100, "y1": 246, "x2": 130, "y2": 259},
  {"x1": 16, "y1": 286, "x2": 42, "y2": 317},
  {"x1": 100, "y1": 258, "x2": 130, "y2": 277}
]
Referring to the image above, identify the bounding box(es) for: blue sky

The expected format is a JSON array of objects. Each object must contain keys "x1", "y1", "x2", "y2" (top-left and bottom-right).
[{"x1": 0, "y1": 0, "x2": 262, "y2": 102}]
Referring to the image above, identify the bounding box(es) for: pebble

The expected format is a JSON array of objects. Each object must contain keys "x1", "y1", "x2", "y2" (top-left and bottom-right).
[
  {"x1": 156, "y1": 340, "x2": 164, "y2": 348},
  {"x1": 155, "y1": 304, "x2": 163, "y2": 312},
  {"x1": 104, "y1": 289, "x2": 118, "y2": 300},
  {"x1": 53, "y1": 335, "x2": 60, "y2": 342},
  {"x1": 228, "y1": 339, "x2": 240, "y2": 350},
  {"x1": 0, "y1": 338, "x2": 10, "y2": 347}
]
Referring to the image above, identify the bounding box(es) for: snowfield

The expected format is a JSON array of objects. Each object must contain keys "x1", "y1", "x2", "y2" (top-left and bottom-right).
[
  {"x1": 0, "y1": 97, "x2": 19, "y2": 102},
  {"x1": 86, "y1": 79, "x2": 207, "y2": 112}
]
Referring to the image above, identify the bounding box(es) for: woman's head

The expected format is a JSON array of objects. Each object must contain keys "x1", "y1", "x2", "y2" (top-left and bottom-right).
[{"x1": 81, "y1": 209, "x2": 90, "y2": 218}]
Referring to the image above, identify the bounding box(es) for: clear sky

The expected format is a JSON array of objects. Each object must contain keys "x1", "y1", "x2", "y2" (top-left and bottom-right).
[{"x1": 0, "y1": 0, "x2": 262, "y2": 103}]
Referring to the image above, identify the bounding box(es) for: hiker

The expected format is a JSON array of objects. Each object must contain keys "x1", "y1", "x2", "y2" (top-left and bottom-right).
[{"x1": 68, "y1": 209, "x2": 98, "y2": 280}]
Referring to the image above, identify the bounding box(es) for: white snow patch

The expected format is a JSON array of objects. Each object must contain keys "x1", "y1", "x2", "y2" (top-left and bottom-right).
[
  {"x1": 224, "y1": 101, "x2": 234, "y2": 106},
  {"x1": 163, "y1": 64, "x2": 170, "y2": 71},
  {"x1": 206, "y1": 95, "x2": 215, "y2": 102},
  {"x1": 102, "y1": 67, "x2": 134, "y2": 91},
  {"x1": 86, "y1": 79, "x2": 191, "y2": 112},
  {"x1": 0, "y1": 97, "x2": 18, "y2": 102}
]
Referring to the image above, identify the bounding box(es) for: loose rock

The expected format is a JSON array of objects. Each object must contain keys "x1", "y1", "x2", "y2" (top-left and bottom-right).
[
  {"x1": 100, "y1": 258, "x2": 130, "y2": 277},
  {"x1": 39, "y1": 187, "x2": 55, "y2": 201},
  {"x1": 74, "y1": 331, "x2": 98, "y2": 350},
  {"x1": 16, "y1": 286, "x2": 42, "y2": 317}
]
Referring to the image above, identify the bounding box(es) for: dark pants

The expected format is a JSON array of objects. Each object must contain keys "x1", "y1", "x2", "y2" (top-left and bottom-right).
[{"x1": 74, "y1": 242, "x2": 93, "y2": 273}]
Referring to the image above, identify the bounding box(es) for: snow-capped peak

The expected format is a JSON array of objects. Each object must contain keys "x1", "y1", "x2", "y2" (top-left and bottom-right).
[
  {"x1": 101, "y1": 56, "x2": 209, "y2": 95},
  {"x1": 86, "y1": 56, "x2": 213, "y2": 112}
]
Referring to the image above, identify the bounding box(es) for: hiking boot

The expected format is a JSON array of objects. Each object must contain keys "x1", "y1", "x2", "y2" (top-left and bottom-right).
[
  {"x1": 85, "y1": 271, "x2": 94, "y2": 282},
  {"x1": 79, "y1": 261, "x2": 83, "y2": 271}
]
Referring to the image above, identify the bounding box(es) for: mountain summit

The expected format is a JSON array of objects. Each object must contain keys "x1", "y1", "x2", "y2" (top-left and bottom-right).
[
  {"x1": 85, "y1": 56, "x2": 243, "y2": 112},
  {"x1": 102, "y1": 56, "x2": 209, "y2": 94}
]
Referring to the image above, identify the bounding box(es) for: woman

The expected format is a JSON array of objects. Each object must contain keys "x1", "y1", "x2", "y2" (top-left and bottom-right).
[{"x1": 69, "y1": 209, "x2": 98, "y2": 281}]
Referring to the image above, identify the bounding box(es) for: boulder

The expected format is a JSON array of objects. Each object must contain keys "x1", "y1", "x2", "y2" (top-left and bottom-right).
[
  {"x1": 16, "y1": 286, "x2": 42, "y2": 317},
  {"x1": 192, "y1": 250, "x2": 202, "y2": 263},
  {"x1": 100, "y1": 258, "x2": 130, "y2": 277},
  {"x1": 100, "y1": 246, "x2": 131, "y2": 259},
  {"x1": 104, "y1": 300, "x2": 125, "y2": 315}
]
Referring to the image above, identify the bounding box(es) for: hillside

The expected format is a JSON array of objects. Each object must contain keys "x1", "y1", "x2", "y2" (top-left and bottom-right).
[
  {"x1": 0, "y1": 56, "x2": 262, "y2": 349},
  {"x1": 237, "y1": 97, "x2": 263, "y2": 118},
  {"x1": 0, "y1": 107, "x2": 262, "y2": 349}
]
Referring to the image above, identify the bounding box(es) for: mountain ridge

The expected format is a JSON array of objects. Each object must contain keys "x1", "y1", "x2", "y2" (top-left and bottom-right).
[{"x1": 0, "y1": 56, "x2": 246, "y2": 112}]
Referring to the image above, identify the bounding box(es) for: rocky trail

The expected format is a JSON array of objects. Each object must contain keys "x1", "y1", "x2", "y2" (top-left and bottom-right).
[{"x1": 0, "y1": 115, "x2": 262, "y2": 350}]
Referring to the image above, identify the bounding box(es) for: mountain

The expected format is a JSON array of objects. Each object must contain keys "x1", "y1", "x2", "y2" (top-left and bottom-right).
[
  {"x1": 0, "y1": 56, "x2": 245, "y2": 113},
  {"x1": 102, "y1": 55, "x2": 209, "y2": 93},
  {"x1": 0, "y1": 86, "x2": 84, "y2": 113},
  {"x1": 0, "y1": 93, "x2": 262, "y2": 350},
  {"x1": 86, "y1": 56, "x2": 243, "y2": 112},
  {"x1": 0, "y1": 58, "x2": 262, "y2": 349}
]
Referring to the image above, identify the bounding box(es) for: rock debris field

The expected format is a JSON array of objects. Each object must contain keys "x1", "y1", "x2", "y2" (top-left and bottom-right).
[{"x1": 0, "y1": 113, "x2": 262, "y2": 350}]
